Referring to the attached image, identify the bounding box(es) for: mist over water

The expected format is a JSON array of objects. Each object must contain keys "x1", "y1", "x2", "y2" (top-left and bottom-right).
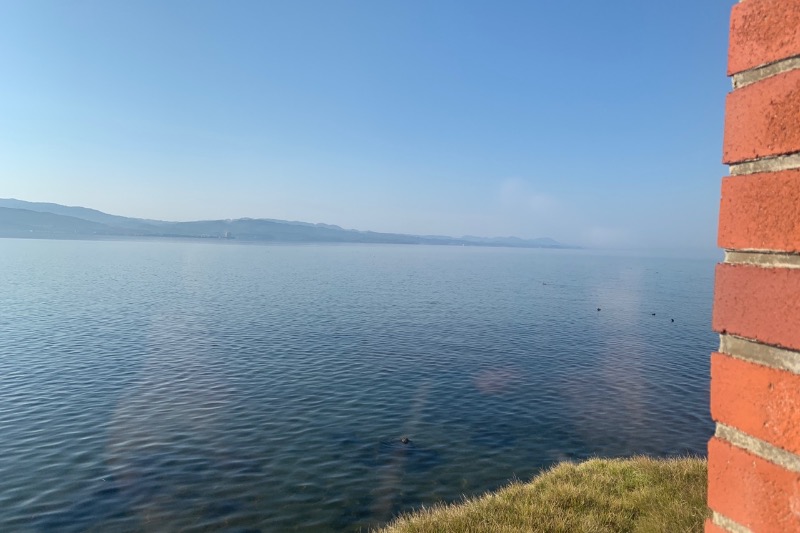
[{"x1": 0, "y1": 239, "x2": 716, "y2": 532}]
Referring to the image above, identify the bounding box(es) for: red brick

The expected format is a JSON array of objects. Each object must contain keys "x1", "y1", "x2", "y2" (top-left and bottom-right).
[
  {"x1": 713, "y1": 263, "x2": 800, "y2": 351},
  {"x1": 704, "y1": 519, "x2": 728, "y2": 533},
  {"x1": 719, "y1": 170, "x2": 800, "y2": 252},
  {"x1": 711, "y1": 352, "x2": 800, "y2": 455},
  {"x1": 708, "y1": 438, "x2": 800, "y2": 531},
  {"x1": 729, "y1": 0, "x2": 800, "y2": 75},
  {"x1": 723, "y1": 69, "x2": 800, "y2": 164}
]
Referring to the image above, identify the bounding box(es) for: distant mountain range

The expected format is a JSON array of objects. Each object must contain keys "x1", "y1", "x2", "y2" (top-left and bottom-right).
[{"x1": 0, "y1": 198, "x2": 572, "y2": 249}]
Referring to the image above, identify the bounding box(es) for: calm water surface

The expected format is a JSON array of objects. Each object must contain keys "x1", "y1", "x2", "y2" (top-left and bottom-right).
[{"x1": 0, "y1": 239, "x2": 717, "y2": 532}]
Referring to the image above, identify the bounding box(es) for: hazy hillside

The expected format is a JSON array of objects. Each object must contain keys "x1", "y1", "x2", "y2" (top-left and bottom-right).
[
  {"x1": 0, "y1": 198, "x2": 161, "y2": 231},
  {"x1": 0, "y1": 199, "x2": 572, "y2": 248},
  {"x1": 0, "y1": 207, "x2": 125, "y2": 236}
]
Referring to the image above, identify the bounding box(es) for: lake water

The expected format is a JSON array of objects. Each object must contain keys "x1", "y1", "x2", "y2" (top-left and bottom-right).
[{"x1": 0, "y1": 239, "x2": 717, "y2": 532}]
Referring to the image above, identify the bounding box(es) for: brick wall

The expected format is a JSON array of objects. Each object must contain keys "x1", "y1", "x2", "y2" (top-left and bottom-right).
[{"x1": 708, "y1": 1, "x2": 800, "y2": 531}]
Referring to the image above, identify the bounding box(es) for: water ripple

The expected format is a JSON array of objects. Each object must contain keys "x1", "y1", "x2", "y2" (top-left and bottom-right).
[{"x1": 0, "y1": 241, "x2": 716, "y2": 531}]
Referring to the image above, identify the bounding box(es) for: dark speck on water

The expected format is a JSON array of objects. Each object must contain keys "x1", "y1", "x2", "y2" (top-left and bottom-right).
[{"x1": 0, "y1": 240, "x2": 716, "y2": 532}]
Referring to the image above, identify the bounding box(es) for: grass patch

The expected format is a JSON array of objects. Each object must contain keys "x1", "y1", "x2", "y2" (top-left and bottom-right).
[{"x1": 378, "y1": 456, "x2": 707, "y2": 533}]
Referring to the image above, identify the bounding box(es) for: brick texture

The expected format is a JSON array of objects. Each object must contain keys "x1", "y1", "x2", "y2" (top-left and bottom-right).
[
  {"x1": 729, "y1": 0, "x2": 800, "y2": 76},
  {"x1": 723, "y1": 69, "x2": 800, "y2": 164},
  {"x1": 708, "y1": 438, "x2": 800, "y2": 532},
  {"x1": 719, "y1": 170, "x2": 800, "y2": 252},
  {"x1": 704, "y1": 518, "x2": 728, "y2": 533},
  {"x1": 713, "y1": 263, "x2": 800, "y2": 351},
  {"x1": 711, "y1": 352, "x2": 800, "y2": 455},
  {"x1": 712, "y1": 2, "x2": 800, "y2": 531}
]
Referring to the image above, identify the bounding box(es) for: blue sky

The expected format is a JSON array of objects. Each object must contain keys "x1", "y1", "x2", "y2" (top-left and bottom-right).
[{"x1": 0, "y1": 1, "x2": 733, "y2": 250}]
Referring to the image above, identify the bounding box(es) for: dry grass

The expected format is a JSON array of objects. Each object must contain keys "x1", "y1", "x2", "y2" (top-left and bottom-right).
[{"x1": 378, "y1": 456, "x2": 707, "y2": 533}]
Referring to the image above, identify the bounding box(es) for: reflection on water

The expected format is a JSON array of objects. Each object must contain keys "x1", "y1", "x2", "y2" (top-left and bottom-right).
[{"x1": 0, "y1": 240, "x2": 716, "y2": 531}]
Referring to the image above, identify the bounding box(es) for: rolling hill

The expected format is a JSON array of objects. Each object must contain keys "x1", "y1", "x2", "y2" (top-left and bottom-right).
[{"x1": 0, "y1": 199, "x2": 572, "y2": 248}]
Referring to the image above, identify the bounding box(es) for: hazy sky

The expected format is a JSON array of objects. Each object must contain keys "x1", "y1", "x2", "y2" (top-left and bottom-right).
[{"x1": 0, "y1": 1, "x2": 732, "y2": 250}]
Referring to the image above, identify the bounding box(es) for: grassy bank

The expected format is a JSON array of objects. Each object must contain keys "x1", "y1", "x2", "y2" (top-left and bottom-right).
[{"x1": 379, "y1": 456, "x2": 707, "y2": 533}]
